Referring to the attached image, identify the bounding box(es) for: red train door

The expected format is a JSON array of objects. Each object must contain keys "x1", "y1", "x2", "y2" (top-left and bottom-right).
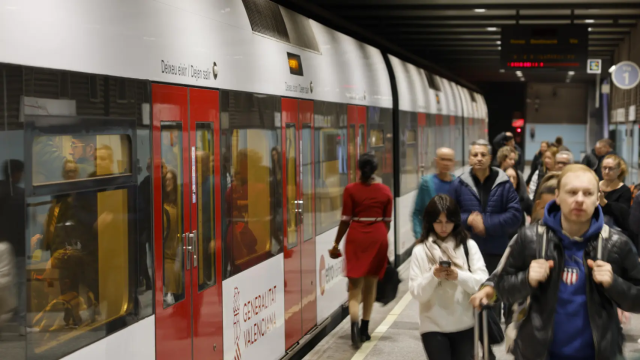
[
  {"x1": 347, "y1": 106, "x2": 367, "y2": 183},
  {"x1": 152, "y1": 84, "x2": 223, "y2": 360},
  {"x1": 282, "y1": 98, "x2": 317, "y2": 349}
]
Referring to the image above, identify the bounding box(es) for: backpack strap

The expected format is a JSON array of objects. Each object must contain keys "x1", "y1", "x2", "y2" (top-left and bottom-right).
[{"x1": 461, "y1": 240, "x2": 471, "y2": 272}]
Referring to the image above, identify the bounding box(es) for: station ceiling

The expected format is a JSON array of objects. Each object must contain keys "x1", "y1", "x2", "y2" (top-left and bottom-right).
[{"x1": 287, "y1": 0, "x2": 640, "y2": 84}]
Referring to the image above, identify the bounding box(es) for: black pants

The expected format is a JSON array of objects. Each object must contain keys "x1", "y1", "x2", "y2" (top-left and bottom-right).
[{"x1": 421, "y1": 328, "x2": 474, "y2": 360}]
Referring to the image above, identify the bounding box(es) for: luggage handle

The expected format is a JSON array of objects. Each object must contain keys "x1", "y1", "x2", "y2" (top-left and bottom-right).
[{"x1": 474, "y1": 305, "x2": 491, "y2": 360}]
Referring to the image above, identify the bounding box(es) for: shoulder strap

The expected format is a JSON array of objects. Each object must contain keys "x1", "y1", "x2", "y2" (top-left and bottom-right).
[
  {"x1": 536, "y1": 224, "x2": 548, "y2": 260},
  {"x1": 461, "y1": 240, "x2": 471, "y2": 272}
]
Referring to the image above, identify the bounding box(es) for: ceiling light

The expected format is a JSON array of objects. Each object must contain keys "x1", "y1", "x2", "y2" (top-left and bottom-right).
[
  {"x1": 498, "y1": 46, "x2": 501, "y2": 50},
  {"x1": 474, "y1": 9, "x2": 486, "y2": 12},
  {"x1": 609, "y1": 65, "x2": 616, "y2": 73},
  {"x1": 585, "y1": 19, "x2": 595, "y2": 23},
  {"x1": 568, "y1": 71, "x2": 575, "y2": 75},
  {"x1": 496, "y1": 41, "x2": 501, "y2": 44},
  {"x1": 516, "y1": 71, "x2": 523, "y2": 77},
  {"x1": 520, "y1": 78, "x2": 526, "y2": 81},
  {"x1": 499, "y1": 69, "x2": 505, "y2": 73},
  {"x1": 589, "y1": 28, "x2": 592, "y2": 31},
  {"x1": 487, "y1": 27, "x2": 498, "y2": 31}
]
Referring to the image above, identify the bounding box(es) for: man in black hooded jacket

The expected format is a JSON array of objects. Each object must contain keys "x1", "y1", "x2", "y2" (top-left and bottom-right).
[
  {"x1": 470, "y1": 164, "x2": 640, "y2": 360},
  {"x1": 582, "y1": 139, "x2": 614, "y2": 180}
]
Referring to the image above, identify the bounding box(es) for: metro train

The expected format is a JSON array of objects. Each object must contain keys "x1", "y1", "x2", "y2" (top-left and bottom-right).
[{"x1": 0, "y1": 1, "x2": 487, "y2": 360}]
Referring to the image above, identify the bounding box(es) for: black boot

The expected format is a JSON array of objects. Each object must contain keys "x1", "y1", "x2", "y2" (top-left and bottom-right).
[
  {"x1": 360, "y1": 320, "x2": 371, "y2": 342},
  {"x1": 351, "y1": 322, "x2": 362, "y2": 348}
]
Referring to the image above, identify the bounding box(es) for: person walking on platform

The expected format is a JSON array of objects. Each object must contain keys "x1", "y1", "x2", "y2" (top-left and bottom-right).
[
  {"x1": 412, "y1": 147, "x2": 455, "y2": 240},
  {"x1": 409, "y1": 194, "x2": 488, "y2": 360},
  {"x1": 329, "y1": 153, "x2": 393, "y2": 349},
  {"x1": 599, "y1": 154, "x2": 631, "y2": 236},
  {"x1": 492, "y1": 131, "x2": 523, "y2": 172},
  {"x1": 529, "y1": 146, "x2": 559, "y2": 199},
  {"x1": 526, "y1": 141, "x2": 549, "y2": 187},
  {"x1": 582, "y1": 139, "x2": 615, "y2": 180},
  {"x1": 450, "y1": 139, "x2": 521, "y2": 359},
  {"x1": 471, "y1": 164, "x2": 640, "y2": 360},
  {"x1": 554, "y1": 150, "x2": 574, "y2": 171}
]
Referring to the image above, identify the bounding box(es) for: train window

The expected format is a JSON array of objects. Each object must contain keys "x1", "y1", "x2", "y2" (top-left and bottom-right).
[
  {"x1": 367, "y1": 107, "x2": 394, "y2": 196},
  {"x1": 301, "y1": 123, "x2": 313, "y2": 241},
  {"x1": 1, "y1": 65, "x2": 152, "y2": 360},
  {"x1": 160, "y1": 123, "x2": 185, "y2": 307},
  {"x1": 31, "y1": 134, "x2": 132, "y2": 185},
  {"x1": 220, "y1": 91, "x2": 282, "y2": 279},
  {"x1": 370, "y1": 129, "x2": 384, "y2": 147},
  {"x1": 196, "y1": 123, "x2": 216, "y2": 291},
  {"x1": 285, "y1": 124, "x2": 298, "y2": 248},
  {"x1": 400, "y1": 111, "x2": 419, "y2": 196},
  {"x1": 467, "y1": 89, "x2": 477, "y2": 103},
  {"x1": 314, "y1": 101, "x2": 348, "y2": 235}
]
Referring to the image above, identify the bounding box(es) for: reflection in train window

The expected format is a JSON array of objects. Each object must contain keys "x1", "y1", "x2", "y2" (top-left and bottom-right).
[
  {"x1": 368, "y1": 107, "x2": 394, "y2": 195},
  {"x1": 370, "y1": 129, "x2": 384, "y2": 147},
  {"x1": 32, "y1": 135, "x2": 132, "y2": 185},
  {"x1": 27, "y1": 185, "x2": 134, "y2": 357},
  {"x1": 301, "y1": 123, "x2": 313, "y2": 241},
  {"x1": 220, "y1": 91, "x2": 283, "y2": 279},
  {"x1": 400, "y1": 111, "x2": 418, "y2": 196},
  {"x1": 160, "y1": 123, "x2": 184, "y2": 307},
  {"x1": 314, "y1": 101, "x2": 348, "y2": 235},
  {"x1": 196, "y1": 123, "x2": 216, "y2": 291}
]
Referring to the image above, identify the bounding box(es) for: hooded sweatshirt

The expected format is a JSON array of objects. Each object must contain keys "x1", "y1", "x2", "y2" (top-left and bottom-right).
[{"x1": 543, "y1": 201, "x2": 603, "y2": 360}]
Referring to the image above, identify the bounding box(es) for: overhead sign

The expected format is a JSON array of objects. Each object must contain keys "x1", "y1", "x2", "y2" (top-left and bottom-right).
[
  {"x1": 612, "y1": 61, "x2": 640, "y2": 90},
  {"x1": 501, "y1": 25, "x2": 588, "y2": 70},
  {"x1": 587, "y1": 59, "x2": 602, "y2": 74}
]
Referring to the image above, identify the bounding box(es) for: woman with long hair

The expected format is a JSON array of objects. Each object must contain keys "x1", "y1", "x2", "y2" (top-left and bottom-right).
[
  {"x1": 329, "y1": 152, "x2": 393, "y2": 348},
  {"x1": 528, "y1": 146, "x2": 559, "y2": 199},
  {"x1": 409, "y1": 194, "x2": 488, "y2": 360},
  {"x1": 162, "y1": 169, "x2": 183, "y2": 306},
  {"x1": 599, "y1": 154, "x2": 631, "y2": 235}
]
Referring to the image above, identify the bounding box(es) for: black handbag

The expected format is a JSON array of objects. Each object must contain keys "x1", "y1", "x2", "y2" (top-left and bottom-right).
[
  {"x1": 375, "y1": 259, "x2": 401, "y2": 305},
  {"x1": 462, "y1": 241, "x2": 504, "y2": 345}
]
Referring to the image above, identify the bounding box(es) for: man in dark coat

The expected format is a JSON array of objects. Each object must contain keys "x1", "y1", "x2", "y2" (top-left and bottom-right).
[{"x1": 582, "y1": 138, "x2": 614, "y2": 180}]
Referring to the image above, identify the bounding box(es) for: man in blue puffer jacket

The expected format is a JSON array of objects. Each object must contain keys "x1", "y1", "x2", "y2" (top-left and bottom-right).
[{"x1": 450, "y1": 139, "x2": 522, "y2": 358}]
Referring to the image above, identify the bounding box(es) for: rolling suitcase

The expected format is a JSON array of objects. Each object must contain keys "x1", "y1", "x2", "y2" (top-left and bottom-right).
[{"x1": 474, "y1": 307, "x2": 490, "y2": 360}]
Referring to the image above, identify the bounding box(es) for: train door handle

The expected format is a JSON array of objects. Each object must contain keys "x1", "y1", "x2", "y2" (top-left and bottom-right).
[
  {"x1": 190, "y1": 231, "x2": 197, "y2": 267},
  {"x1": 183, "y1": 234, "x2": 191, "y2": 270}
]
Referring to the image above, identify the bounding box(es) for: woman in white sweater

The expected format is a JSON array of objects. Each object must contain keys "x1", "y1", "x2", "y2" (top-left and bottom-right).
[{"x1": 409, "y1": 194, "x2": 489, "y2": 360}]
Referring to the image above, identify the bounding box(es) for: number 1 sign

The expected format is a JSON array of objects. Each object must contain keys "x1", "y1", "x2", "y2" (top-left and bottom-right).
[{"x1": 612, "y1": 61, "x2": 640, "y2": 90}]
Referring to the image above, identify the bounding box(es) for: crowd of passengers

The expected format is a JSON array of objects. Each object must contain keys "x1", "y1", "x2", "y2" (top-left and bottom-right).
[{"x1": 333, "y1": 131, "x2": 640, "y2": 360}]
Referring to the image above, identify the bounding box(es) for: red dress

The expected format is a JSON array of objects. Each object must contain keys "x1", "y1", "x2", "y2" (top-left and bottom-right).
[{"x1": 342, "y1": 182, "x2": 393, "y2": 279}]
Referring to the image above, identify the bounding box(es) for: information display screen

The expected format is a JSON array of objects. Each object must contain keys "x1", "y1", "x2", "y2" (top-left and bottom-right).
[{"x1": 501, "y1": 25, "x2": 588, "y2": 70}]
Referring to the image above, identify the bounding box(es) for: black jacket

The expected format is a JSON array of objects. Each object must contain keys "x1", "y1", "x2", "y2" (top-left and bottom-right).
[
  {"x1": 492, "y1": 224, "x2": 640, "y2": 360},
  {"x1": 526, "y1": 151, "x2": 542, "y2": 186},
  {"x1": 492, "y1": 132, "x2": 524, "y2": 172}
]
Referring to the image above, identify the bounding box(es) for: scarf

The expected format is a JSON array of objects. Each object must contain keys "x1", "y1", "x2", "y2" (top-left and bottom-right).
[{"x1": 423, "y1": 234, "x2": 465, "y2": 270}]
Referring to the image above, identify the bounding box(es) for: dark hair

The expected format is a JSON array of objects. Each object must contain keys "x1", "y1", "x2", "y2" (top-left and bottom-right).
[
  {"x1": 358, "y1": 152, "x2": 378, "y2": 183},
  {"x1": 555, "y1": 136, "x2": 564, "y2": 146},
  {"x1": 3, "y1": 159, "x2": 24, "y2": 179},
  {"x1": 420, "y1": 194, "x2": 468, "y2": 248}
]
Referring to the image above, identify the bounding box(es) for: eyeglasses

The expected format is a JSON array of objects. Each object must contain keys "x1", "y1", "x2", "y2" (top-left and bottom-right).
[
  {"x1": 70, "y1": 143, "x2": 85, "y2": 149},
  {"x1": 602, "y1": 166, "x2": 619, "y2": 172}
]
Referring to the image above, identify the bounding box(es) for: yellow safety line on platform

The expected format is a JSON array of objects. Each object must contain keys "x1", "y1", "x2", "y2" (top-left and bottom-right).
[{"x1": 350, "y1": 291, "x2": 413, "y2": 360}]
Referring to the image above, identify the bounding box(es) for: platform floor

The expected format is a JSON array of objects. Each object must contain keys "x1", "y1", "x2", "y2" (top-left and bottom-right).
[{"x1": 303, "y1": 261, "x2": 640, "y2": 360}]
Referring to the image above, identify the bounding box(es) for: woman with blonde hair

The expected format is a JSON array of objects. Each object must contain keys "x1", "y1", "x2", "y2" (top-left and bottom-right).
[{"x1": 599, "y1": 154, "x2": 631, "y2": 235}]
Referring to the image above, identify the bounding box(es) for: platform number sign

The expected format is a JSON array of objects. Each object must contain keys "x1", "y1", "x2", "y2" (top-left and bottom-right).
[
  {"x1": 612, "y1": 61, "x2": 640, "y2": 90},
  {"x1": 587, "y1": 59, "x2": 601, "y2": 74}
]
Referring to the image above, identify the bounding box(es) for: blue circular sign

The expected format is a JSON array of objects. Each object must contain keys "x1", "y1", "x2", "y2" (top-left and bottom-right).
[{"x1": 612, "y1": 61, "x2": 640, "y2": 90}]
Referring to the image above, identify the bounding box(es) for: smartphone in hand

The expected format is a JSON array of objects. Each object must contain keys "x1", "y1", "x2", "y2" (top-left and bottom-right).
[{"x1": 439, "y1": 260, "x2": 451, "y2": 268}]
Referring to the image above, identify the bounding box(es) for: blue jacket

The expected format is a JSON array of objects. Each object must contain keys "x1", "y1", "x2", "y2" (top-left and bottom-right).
[
  {"x1": 449, "y1": 167, "x2": 522, "y2": 255},
  {"x1": 412, "y1": 173, "x2": 455, "y2": 239}
]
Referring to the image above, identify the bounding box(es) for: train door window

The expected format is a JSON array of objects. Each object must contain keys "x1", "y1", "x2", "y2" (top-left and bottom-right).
[
  {"x1": 285, "y1": 124, "x2": 299, "y2": 248},
  {"x1": 358, "y1": 125, "x2": 365, "y2": 157},
  {"x1": 301, "y1": 123, "x2": 313, "y2": 241},
  {"x1": 160, "y1": 123, "x2": 185, "y2": 307},
  {"x1": 195, "y1": 123, "x2": 216, "y2": 290},
  {"x1": 367, "y1": 107, "x2": 393, "y2": 196},
  {"x1": 399, "y1": 111, "x2": 418, "y2": 195}
]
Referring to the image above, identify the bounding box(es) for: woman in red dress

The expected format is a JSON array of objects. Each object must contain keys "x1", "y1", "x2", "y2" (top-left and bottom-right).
[{"x1": 329, "y1": 153, "x2": 393, "y2": 348}]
